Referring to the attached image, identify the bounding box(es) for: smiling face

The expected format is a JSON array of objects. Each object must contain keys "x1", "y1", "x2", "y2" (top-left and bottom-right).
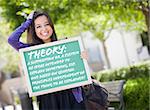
[{"x1": 34, "y1": 15, "x2": 53, "y2": 43}]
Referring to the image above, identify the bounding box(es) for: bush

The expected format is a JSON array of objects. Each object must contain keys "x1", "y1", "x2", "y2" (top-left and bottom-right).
[
  {"x1": 92, "y1": 61, "x2": 150, "y2": 81},
  {"x1": 124, "y1": 78, "x2": 149, "y2": 110},
  {"x1": 92, "y1": 61, "x2": 150, "y2": 110}
]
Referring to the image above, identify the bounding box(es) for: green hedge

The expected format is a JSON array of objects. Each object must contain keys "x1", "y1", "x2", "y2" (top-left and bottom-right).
[
  {"x1": 124, "y1": 78, "x2": 149, "y2": 110},
  {"x1": 92, "y1": 61, "x2": 150, "y2": 81},
  {"x1": 92, "y1": 60, "x2": 150, "y2": 110}
]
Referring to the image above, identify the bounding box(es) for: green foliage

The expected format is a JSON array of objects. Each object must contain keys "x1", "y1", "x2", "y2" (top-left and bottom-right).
[
  {"x1": 0, "y1": 0, "x2": 148, "y2": 36},
  {"x1": 0, "y1": 0, "x2": 29, "y2": 29},
  {"x1": 92, "y1": 61, "x2": 150, "y2": 109},
  {"x1": 124, "y1": 78, "x2": 149, "y2": 110},
  {"x1": 0, "y1": 0, "x2": 149, "y2": 75},
  {"x1": 92, "y1": 60, "x2": 150, "y2": 81},
  {"x1": 0, "y1": 18, "x2": 20, "y2": 75}
]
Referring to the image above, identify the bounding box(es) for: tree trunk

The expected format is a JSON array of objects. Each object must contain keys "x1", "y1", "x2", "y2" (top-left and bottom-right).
[
  {"x1": 102, "y1": 41, "x2": 111, "y2": 69},
  {"x1": 141, "y1": 3, "x2": 150, "y2": 51},
  {"x1": 0, "y1": 72, "x2": 5, "y2": 89}
]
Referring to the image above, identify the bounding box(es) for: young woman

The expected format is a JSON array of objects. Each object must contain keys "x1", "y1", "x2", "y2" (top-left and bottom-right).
[{"x1": 8, "y1": 10, "x2": 86, "y2": 110}]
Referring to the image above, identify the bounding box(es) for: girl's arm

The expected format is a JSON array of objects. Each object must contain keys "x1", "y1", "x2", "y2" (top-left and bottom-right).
[{"x1": 8, "y1": 19, "x2": 32, "y2": 51}]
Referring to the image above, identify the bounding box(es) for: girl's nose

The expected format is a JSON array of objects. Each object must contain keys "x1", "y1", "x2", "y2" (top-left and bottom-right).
[{"x1": 41, "y1": 25, "x2": 47, "y2": 31}]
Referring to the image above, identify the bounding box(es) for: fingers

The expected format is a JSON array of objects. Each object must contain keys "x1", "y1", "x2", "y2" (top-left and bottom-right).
[
  {"x1": 27, "y1": 11, "x2": 35, "y2": 20},
  {"x1": 80, "y1": 50, "x2": 88, "y2": 60}
]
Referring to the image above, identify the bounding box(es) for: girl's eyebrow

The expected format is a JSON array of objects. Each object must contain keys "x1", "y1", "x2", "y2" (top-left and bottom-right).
[
  {"x1": 35, "y1": 24, "x2": 40, "y2": 26},
  {"x1": 35, "y1": 21, "x2": 49, "y2": 26}
]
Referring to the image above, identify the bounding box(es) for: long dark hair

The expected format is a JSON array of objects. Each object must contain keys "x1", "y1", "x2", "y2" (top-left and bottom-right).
[{"x1": 27, "y1": 10, "x2": 57, "y2": 45}]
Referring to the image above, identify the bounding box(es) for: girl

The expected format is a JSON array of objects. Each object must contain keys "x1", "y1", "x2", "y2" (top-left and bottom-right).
[{"x1": 8, "y1": 10, "x2": 86, "y2": 110}]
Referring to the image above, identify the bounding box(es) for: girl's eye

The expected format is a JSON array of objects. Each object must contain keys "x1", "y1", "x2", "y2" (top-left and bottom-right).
[
  {"x1": 36, "y1": 26, "x2": 41, "y2": 29},
  {"x1": 45, "y1": 23, "x2": 50, "y2": 26}
]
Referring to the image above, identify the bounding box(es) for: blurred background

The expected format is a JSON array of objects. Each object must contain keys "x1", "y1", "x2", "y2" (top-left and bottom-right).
[{"x1": 0, "y1": 0, "x2": 149, "y2": 110}]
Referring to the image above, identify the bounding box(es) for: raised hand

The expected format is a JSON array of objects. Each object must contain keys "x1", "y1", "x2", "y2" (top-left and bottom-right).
[{"x1": 27, "y1": 11, "x2": 35, "y2": 20}]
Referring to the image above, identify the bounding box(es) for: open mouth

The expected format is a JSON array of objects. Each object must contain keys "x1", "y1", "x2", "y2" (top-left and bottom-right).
[{"x1": 41, "y1": 32, "x2": 49, "y2": 36}]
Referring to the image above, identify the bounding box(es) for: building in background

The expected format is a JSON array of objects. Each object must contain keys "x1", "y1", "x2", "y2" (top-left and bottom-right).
[
  {"x1": 79, "y1": 30, "x2": 150, "y2": 72},
  {"x1": 77, "y1": 32, "x2": 105, "y2": 72}
]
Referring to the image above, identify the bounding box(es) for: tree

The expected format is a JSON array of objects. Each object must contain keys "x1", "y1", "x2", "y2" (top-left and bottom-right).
[
  {"x1": 89, "y1": 0, "x2": 149, "y2": 51},
  {"x1": 0, "y1": 0, "x2": 148, "y2": 72},
  {"x1": 79, "y1": 0, "x2": 149, "y2": 68},
  {"x1": 0, "y1": 19, "x2": 19, "y2": 74}
]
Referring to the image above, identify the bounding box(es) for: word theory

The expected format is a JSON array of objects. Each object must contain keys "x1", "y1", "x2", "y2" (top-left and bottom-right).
[{"x1": 28, "y1": 45, "x2": 67, "y2": 60}]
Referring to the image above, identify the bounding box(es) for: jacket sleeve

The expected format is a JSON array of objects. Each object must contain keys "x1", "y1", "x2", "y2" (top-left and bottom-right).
[{"x1": 8, "y1": 19, "x2": 32, "y2": 51}]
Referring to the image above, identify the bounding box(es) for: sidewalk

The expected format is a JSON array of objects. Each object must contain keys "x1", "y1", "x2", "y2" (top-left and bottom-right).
[
  {"x1": 1, "y1": 103, "x2": 115, "y2": 110},
  {"x1": 0, "y1": 102, "x2": 38, "y2": 110}
]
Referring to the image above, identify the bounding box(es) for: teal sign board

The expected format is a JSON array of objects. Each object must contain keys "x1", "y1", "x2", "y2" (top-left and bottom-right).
[{"x1": 19, "y1": 37, "x2": 92, "y2": 97}]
